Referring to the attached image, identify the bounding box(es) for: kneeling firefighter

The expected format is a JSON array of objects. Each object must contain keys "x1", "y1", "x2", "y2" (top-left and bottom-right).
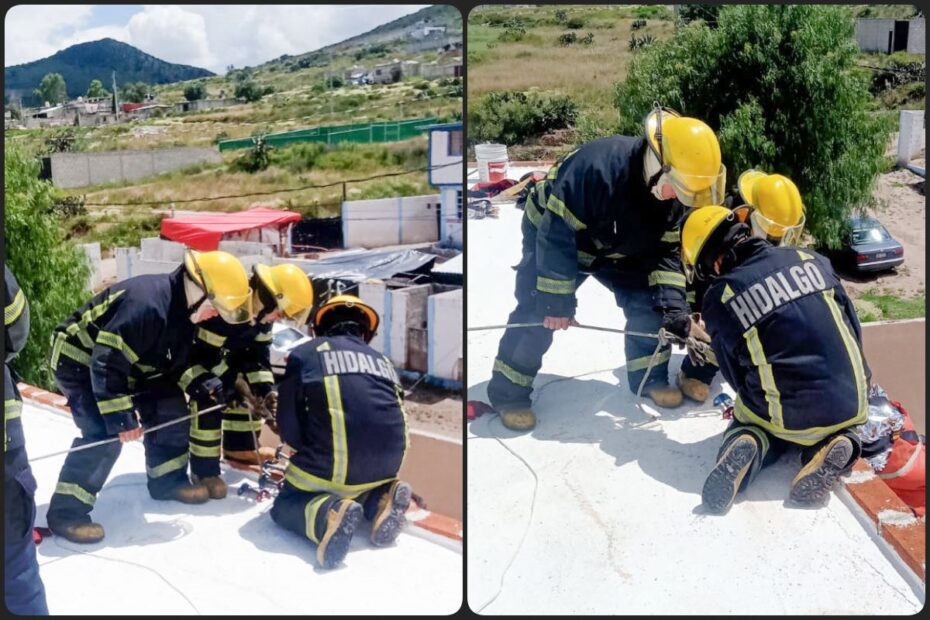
[
  {"x1": 678, "y1": 170, "x2": 807, "y2": 404},
  {"x1": 45, "y1": 251, "x2": 252, "y2": 543},
  {"x1": 681, "y1": 206, "x2": 869, "y2": 514},
  {"x1": 271, "y1": 295, "x2": 412, "y2": 569},
  {"x1": 186, "y1": 263, "x2": 314, "y2": 492}
]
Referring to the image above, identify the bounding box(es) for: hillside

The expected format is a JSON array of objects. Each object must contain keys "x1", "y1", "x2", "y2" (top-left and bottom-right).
[{"x1": 4, "y1": 38, "x2": 214, "y2": 104}]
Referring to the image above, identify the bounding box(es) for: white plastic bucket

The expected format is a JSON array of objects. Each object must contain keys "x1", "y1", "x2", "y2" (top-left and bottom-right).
[{"x1": 475, "y1": 143, "x2": 509, "y2": 183}]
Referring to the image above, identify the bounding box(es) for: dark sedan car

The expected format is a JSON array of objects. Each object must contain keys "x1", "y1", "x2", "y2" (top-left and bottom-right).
[{"x1": 823, "y1": 216, "x2": 904, "y2": 274}]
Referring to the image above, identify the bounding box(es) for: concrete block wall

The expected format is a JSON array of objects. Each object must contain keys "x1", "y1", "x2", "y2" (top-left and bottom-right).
[
  {"x1": 359, "y1": 280, "x2": 388, "y2": 354},
  {"x1": 428, "y1": 288, "x2": 462, "y2": 381},
  {"x1": 907, "y1": 18, "x2": 925, "y2": 55},
  {"x1": 218, "y1": 240, "x2": 275, "y2": 258},
  {"x1": 342, "y1": 194, "x2": 440, "y2": 248},
  {"x1": 80, "y1": 242, "x2": 102, "y2": 291},
  {"x1": 897, "y1": 110, "x2": 925, "y2": 165},
  {"x1": 391, "y1": 284, "x2": 431, "y2": 372},
  {"x1": 141, "y1": 237, "x2": 186, "y2": 261},
  {"x1": 440, "y1": 186, "x2": 463, "y2": 250},
  {"x1": 48, "y1": 147, "x2": 221, "y2": 189},
  {"x1": 856, "y1": 18, "x2": 897, "y2": 53}
]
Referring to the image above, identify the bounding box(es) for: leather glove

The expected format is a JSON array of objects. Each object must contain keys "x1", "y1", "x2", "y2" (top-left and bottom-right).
[
  {"x1": 684, "y1": 313, "x2": 712, "y2": 366},
  {"x1": 261, "y1": 390, "x2": 278, "y2": 420},
  {"x1": 193, "y1": 376, "x2": 228, "y2": 406}
]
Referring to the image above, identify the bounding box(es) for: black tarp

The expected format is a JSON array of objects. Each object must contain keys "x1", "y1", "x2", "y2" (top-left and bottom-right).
[{"x1": 292, "y1": 217, "x2": 343, "y2": 250}]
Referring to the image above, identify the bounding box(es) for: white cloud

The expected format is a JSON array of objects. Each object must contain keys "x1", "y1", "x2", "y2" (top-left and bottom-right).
[
  {"x1": 5, "y1": 4, "x2": 439, "y2": 73},
  {"x1": 127, "y1": 6, "x2": 215, "y2": 70},
  {"x1": 4, "y1": 5, "x2": 95, "y2": 66}
]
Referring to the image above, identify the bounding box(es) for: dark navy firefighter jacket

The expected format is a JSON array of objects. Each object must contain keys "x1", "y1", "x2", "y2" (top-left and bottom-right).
[
  {"x1": 187, "y1": 316, "x2": 274, "y2": 397},
  {"x1": 521, "y1": 136, "x2": 688, "y2": 318},
  {"x1": 49, "y1": 266, "x2": 201, "y2": 435},
  {"x1": 5, "y1": 267, "x2": 30, "y2": 453},
  {"x1": 276, "y1": 335, "x2": 408, "y2": 499},
  {"x1": 703, "y1": 238, "x2": 871, "y2": 445}
]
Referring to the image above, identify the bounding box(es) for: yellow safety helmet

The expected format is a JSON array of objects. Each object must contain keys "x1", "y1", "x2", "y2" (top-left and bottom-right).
[
  {"x1": 681, "y1": 205, "x2": 739, "y2": 283},
  {"x1": 644, "y1": 105, "x2": 726, "y2": 207},
  {"x1": 313, "y1": 294, "x2": 380, "y2": 341},
  {"x1": 253, "y1": 264, "x2": 315, "y2": 326},
  {"x1": 736, "y1": 170, "x2": 806, "y2": 246},
  {"x1": 184, "y1": 250, "x2": 253, "y2": 324}
]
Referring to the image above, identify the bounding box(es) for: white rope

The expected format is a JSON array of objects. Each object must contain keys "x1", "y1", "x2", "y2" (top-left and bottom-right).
[{"x1": 30, "y1": 402, "x2": 226, "y2": 463}]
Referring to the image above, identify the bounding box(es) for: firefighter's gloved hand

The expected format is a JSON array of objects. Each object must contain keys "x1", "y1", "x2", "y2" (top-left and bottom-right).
[
  {"x1": 261, "y1": 390, "x2": 278, "y2": 420},
  {"x1": 193, "y1": 376, "x2": 228, "y2": 406},
  {"x1": 684, "y1": 313, "x2": 712, "y2": 366}
]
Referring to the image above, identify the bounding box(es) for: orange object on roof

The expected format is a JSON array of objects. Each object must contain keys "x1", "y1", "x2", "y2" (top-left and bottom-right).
[{"x1": 161, "y1": 207, "x2": 302, "y2": 251}]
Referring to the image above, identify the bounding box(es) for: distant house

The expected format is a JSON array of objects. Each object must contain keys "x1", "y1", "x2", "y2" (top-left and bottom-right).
[
  {"x1": 421, "y1": 58, "x2": 463, "y2": 80},
  {"x1": 370, "y1": 59, "x2": 403, "y2": 84},
  {"x1": 426, "y1": 122, "x2": 463, "y2": 250},
  {"x1": 401, "y1": 60, "x2": 421, "y2": 78},
  {"x1": 344, "y1": 64, "x2": 368, "y2": 84},
  {"x1": 856, "y1": 17, "x2": 925, "y2": 54},
  {"x1": 407, "y1": 31, "x2": 459, "y2": 54},
  {"x1": 407, "y1": 20, "x2": 447, "y2": 39}
]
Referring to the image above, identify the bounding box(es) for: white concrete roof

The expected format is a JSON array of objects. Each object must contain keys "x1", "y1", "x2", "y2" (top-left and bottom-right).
[
  {"x1": 432, "y1": 253, "x2": 463, "y2": 275},
  {"x1": 22, "y1": 403, "x2": 461, "y2": 615},
  {"x1": 466, "y1": 168, "x2": 924, "y2": 614}
]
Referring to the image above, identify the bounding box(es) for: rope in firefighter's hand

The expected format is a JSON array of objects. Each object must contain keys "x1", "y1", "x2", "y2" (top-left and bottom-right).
[
  {"x1": 29, "y1": 402, "x2": 227, "y2": 462},
  {"x1": 467, "y1": 322, "x2": 663, "y2": 340}
]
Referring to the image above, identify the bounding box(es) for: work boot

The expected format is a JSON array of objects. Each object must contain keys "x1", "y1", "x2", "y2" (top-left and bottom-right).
[
  {"x1": 370, "y1": 481, "x2": 412, "y2": 547},
  {"x1": 224, "y1": 447, "x2": 277, "y2": 465},
  {"x1": 149, "y1": 480, "x2": 210, "y2": 504},
  {"x1": 317, "y1": 500, "x2": 364, "y2": 569},
  {"x1": 678, "y1": 371, "x2": 711, "y2": 403},
  {"x1": 499, "y1": 407, "x2": 536, "y2": 431},
  {"x1": 192, "y1": 475, "x2": 228, "y2": 499},
  {"x1": 645, "y1": 384, "x2": 683, "y2": 408},
  {"x1": 789, "y1": 435, "x2": 855, "y2": 506},
  {"x1": 701, "y1": 434, "x2": 759, "y2": 514},
  {"x1": 48, "y1": 521, "x2": 105, "y2": 544}
]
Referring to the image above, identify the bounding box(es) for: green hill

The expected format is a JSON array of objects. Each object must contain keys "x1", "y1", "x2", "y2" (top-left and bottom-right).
[{"x1": 5, "y1": 38, "x2": 214, "y2": 105}]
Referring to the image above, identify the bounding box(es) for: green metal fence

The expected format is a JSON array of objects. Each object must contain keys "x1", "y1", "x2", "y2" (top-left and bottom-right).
[{"x1": 217, "y1": 117, "x2": 438, "y2": 152}]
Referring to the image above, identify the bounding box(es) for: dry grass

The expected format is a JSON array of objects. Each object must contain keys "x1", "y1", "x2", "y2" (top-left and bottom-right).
[{"x1": 468, "y1": 6, "x2": 675, "y2": 127}]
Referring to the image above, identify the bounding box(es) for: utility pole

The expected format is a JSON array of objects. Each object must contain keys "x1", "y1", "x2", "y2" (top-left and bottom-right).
[{"x1": 112, "y1": 71, "x2": 120, "y2": 120}]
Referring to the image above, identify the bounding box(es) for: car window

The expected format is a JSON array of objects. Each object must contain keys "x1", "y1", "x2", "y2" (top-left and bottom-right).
[
  {"x1": 851, "y1": 227, "x2": 889, "y2": 244},
  {"x1": 273, "y1": 327, "x2": 305, "y2": 348}
]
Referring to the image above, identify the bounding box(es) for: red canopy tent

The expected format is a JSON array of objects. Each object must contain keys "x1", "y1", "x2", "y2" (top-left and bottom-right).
[{"x1": 160, "y1": 207, "x2": 302, "y2": 251}]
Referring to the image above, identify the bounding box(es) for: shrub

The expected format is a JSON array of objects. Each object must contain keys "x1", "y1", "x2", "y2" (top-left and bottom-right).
[
  {"x1": 566, "y1": 17, "x2": 585, "y2": 29},
  {"x1": 469, "y1": 90, "x2": 579, "y2": 145},
  {"x1": 184, "y1": 83, "x2": 207, "y2": 101},
  {"x1": 559, "y1": 32, "x2": 578, "y2": 46},
  {"x1": 499, "y1": 24, "x2": 527, "y2": 43},
  {"x1": 235, "y1": 134, "x2": 272, "y2": 172},
  {"x1": 628, "y1": 33, "x2": 656, "y2": 51},
  {"x1": 554, "y1": 9, "x2": 568, "y2": 23},
  {"x1": 614, "y1": 5, "x2": 892, "y2": 249},
  {"x1": 235, "y1": 80, "x2": 265, "y2": 102},
  {"x1": 580, "y1": 32, "x2": 595, "y2": 46},
  {"x1": 631, "y1": 19, "x2": 647, "y2": 31},
  {"x1": 4, "y1": 144, "x2": 91, "y2": 389},
  {"x1": 89, "y1": 214, "x2": 163, "y2": 251}
]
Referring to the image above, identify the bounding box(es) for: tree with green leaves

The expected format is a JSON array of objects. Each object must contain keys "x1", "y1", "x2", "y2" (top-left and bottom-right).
[
  {"x1": 234, "y1": 80, "x2": 264, "y2": 102},
  {"x1": 184, "y1": 82, "x2": 207, "y2": 101},
  {"x1": 614, "y1": 5, "x2": 892, "y2": 249},
  {"x1": 120, "y1": 82, "x2": 149, "y2": 103},
  {"x1": 4, "y1": 144, "x2": 91, "y2": 390},
  {"x1": 34, "y1": 73, "x2": 68, "y2": 105},
  {"x1": 85, "y1": 79, "x2": 109, "y2": 99}
]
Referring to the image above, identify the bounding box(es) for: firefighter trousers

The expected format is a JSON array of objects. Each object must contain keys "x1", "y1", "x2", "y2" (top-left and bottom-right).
[
  {"x1": 5, "y1": 447, "x2": 48, "y2": 615},
  {"x1": 47, "y1": 364, "x2": 192, "y2": 527},
  {"x1": 487, "y1": 246, "x2": 671, "y2": 410}
]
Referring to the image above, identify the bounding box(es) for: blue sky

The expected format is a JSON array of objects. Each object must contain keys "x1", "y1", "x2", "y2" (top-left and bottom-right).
[{"x1": 5, "y1": 4, "x2": 435, "y2": 73}]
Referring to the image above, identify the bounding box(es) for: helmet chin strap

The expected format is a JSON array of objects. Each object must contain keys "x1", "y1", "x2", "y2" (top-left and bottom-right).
[{"x1": 184, "y1": 274, "x2": 209, "y2": 319}]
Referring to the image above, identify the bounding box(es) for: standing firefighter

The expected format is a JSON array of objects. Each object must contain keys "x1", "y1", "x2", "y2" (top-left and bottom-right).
[
  {"x1": 487, "y1": 106, "x2": 723, "y2": 430},
  {"x1": 187, "y1": 263, "x2": 314, "y2": 486},
  {"x1": 677, "y1": 170, "x2": 808, "y2": 404},
  {"x1": 4, "y1": 267, "x2": 49, "y2": 615},
  {"x1": 45, "y1": 251, "x2": 253, "y2": 543},
  {"x1": 681, "y1": 206, "x2": 869, "y2": 513},
  {"x1": 272, "y1": 295, "x2": 412, "y2": 569}
]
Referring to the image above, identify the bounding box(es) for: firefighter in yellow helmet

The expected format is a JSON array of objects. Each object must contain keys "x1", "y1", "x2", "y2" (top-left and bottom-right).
[
  {"x1": 677, "y1": 170, "x2": 808, "y2": 404},
  {"x1": 186, "y1": 263, "x2": 315, "y2": 490},
  {"x1": 680, "y1": 206, "x2": 869, "y2": 513},
  {"x1": 486, "y1": 104, "x2": 719, "y2": 430},
  {"x1": 47, "y1": 251, "x2": 252, "y2": 543},
  {"x1": 271, "y1": 294, "x2": 412, "y2": 568}
]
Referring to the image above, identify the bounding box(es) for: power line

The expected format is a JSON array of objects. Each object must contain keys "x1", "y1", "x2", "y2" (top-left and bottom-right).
[{"x1": 81, "y1": 160, "x2": 462, "y2": 207}]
